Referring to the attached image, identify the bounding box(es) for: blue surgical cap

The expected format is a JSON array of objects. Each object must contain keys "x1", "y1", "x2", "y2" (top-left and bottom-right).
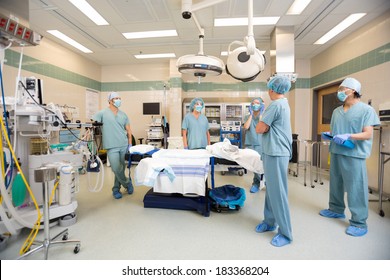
[
  {"x1": 251, "y1": 97, "x2": 264, "y2": 105},
  {"x1": 107, "y1": 91, "x2": 120, "y2": 101},
  {"x1": 340, "y1": 77, "x2": 361, "y2": 95},
  {"x1": 189, "y1": 98, "x2": 205, "y2": 112},
  {"x1": 267, "y1": 76, "x2": 291, "y2": 94}
]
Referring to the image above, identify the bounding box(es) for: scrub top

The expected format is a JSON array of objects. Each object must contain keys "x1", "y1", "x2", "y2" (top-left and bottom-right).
[
  {"x1": 93, "y1": 108, "x2": 130, "y2": 149},
  {"x1": 182, "y1": 113, "x2": 209, "y2": 149},
  {"x1": 244, "y1": 113, "x2": 262, "y2": 147},
  {"x1": 330, "y1": 102, "x2": 380, "y2": 159},
  {"x1": 261, "y1": 98, "x2": 292, "y2": 157}
]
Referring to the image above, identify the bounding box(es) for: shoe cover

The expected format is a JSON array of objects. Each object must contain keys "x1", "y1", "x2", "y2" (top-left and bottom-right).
[
  {"x1": 250, "y1": 185, "x2": 259, "y2": 193},
  {"x1": 127, "y1": 182, "x2": 134, "y2": 194},
  {"x1": 271, "y1": 234, "x2": 291, "y2": 247},
  {"x1": 346, "y1": 226, "x2": 367, "y2": 237},
  {"x1": 113, "y1": 191, "x2": 122, "y2": 199},
  {"x1": 319, "y1": 209, "x2": 345, "y2": 219},
  {"x1": 255, "y1": 222, "x2": 276, "y2": 233}
]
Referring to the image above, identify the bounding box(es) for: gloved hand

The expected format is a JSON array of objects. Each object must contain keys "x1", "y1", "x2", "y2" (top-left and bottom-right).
[
  {"x1": 184, "y1": 146, "x2": 189, "y2": 150},
  {"x1": 248, "y1": 106, "x2": 253, "y2": 115},
  {"x1": 333, "y1": 134, "x2": 351, "y2": 145},
  {"x1": 127, "y1": 144, "x2": 132, "y2": 152},
  {"x1": 259, "y1": 103, "x2": 265, "y2": 115},
  {"x1": 321, "y1": 132, "x2": 331, "y2": 140}
]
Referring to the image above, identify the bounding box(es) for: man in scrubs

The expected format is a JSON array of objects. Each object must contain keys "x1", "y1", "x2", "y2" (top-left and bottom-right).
[
  {"x1": 243, "y1": 97, "x2": 266, "y2": 193},
  {"x1": 93, "y1": 91, "x2": 134, "y2": 199},
  {"x1": 255, "y1": 75, "x2": 293, "y2": 247},
  {"x1": 182, "y1": 97, "x2": 210, "y2": 149},
  {"x1": 320, "y1": 77, "x2": 380, "y2": 237}
]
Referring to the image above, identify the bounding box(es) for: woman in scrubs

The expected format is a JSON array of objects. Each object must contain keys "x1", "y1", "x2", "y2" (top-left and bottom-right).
[
  {"x1": 255, "y1": 75, "x2": 293, "y2": 247},
  {"x1": 320, "y1": 77, "x2": 380, "y2": 237}
]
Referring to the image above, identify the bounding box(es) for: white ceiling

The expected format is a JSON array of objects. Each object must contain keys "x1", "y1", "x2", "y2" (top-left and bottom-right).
[{"x1": 26, "y1": 0, "x2": 390, "y2": 66}]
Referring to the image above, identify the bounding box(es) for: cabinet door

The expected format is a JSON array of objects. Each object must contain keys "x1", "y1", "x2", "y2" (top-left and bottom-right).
[
  {"x1": 204, "y1": 103, "x2": 222, "y2": 144},
  {"x1": 224, "y1": 104, "x2": 243, "y2": 122}
]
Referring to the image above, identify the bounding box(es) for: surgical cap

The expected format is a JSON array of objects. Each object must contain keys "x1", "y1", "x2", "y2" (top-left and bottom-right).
[
  {"x1": 340, "y1": 77, "x2": 361, "y2": 95},
  {"x1": 267, "y1": 75, "x2": 291, "y2": 94},
  {"x1": 107, "y1": 91, "x2": 120, "y2": 101},
  {"x1": 251, "y1": 97, "x2": 264, "y2": 105},
  {"x1": 189, "y1": 98, "x2": 205, "y2": 112}
]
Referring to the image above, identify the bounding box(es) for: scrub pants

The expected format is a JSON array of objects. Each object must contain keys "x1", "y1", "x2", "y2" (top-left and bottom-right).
[
  {"x1": 107, "y1": 146, "x2": 131, "y2": 192},
  {"x1": 262, "y1": 154, "x2": 292, "y2": 241},
  {"x1": 329, "y1": 153, "x2": 368, "y2": 228},
  {"x1": 247, "y1": 145, "x2": 264, "y2": 186}
]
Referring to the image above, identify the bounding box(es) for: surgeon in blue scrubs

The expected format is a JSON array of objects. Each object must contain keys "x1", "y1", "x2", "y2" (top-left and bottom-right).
[
  {"x1": 93, "y1": 91, "x2": 134, "y2": 199},
  {"x1": 243, "y1": 97, "x2": 266, "y2": 193},
  {"x1": 255, "y1": 75, "x2": 293, "y2": 247},
  {"x1": 182, "y1": 97, "x2": 211, "y2": 149},
  {"x1": 320, "y1": 77, "x2": 380, "y2": 237}
]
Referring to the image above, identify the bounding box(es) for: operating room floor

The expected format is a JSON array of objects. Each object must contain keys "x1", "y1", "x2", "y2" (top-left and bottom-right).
[{"x1": 1, "y1": 164, "x2": 389, "y2": 260}]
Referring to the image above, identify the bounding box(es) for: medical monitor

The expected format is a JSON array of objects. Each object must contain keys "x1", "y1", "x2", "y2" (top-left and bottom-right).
[{"x1": 143, "y1": 102, "x2": 160, "y2": 115}]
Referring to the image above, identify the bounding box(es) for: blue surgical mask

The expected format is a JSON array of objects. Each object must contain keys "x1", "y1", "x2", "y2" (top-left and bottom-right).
[
  {"x1": 113, "y1": 99, "x2": 122, "y2": 108},
  {"x1": 252, "y1": 104, "x2": 261, "y2": 111},
  {"x1": 195, "y1": 105, "x2": 202, "y2": 112},
  {"x1": 337, "y1": 91, "x2": 347, "y2": 102}
]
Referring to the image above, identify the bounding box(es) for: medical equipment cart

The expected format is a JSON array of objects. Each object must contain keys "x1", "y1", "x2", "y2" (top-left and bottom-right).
[{"x1": 219, "y1": 121, "x2": 246, "y2": 176}]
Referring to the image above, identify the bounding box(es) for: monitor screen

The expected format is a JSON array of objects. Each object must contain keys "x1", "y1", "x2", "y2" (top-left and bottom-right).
[{"x1": 143, "y1": 102, "x2": 160, "y2": 115}]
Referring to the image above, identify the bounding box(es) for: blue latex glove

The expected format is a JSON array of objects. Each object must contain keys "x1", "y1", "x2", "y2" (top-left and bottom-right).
[
  {"x1": 333, "y1": 134, "x2": 351, "y2": 145},
  {"x1": 259, "y1": 103, "x2": 265, "y2": 115},
  {"x1": 184, "y1": 147, "x2": 189, "y2": 150},
  {"x1": 127, "y1": 144, "x2": 132, "y2": 152},
  {"x1": 248, "y1": 106, "x2": 253, "y2": 115}
]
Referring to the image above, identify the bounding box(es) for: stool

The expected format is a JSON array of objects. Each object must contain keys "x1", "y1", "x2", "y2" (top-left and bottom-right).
[
  {"x1": 138, "y1": 138, "x2": 144, "y2": 144},
  {"x1": 18, "y1": 167, "x2": 81, "y2": 260}
]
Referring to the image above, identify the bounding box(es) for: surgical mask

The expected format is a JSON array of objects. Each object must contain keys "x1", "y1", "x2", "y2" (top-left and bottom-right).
[
  {"x1": 252, "y1": 104, "x2": 261, "y2": 111},
  {"x1": 113, "y1": 99, "x2": 122, "y2": 108},
  {"x1": 195, "y1": 105, "x2": 202, "y2": 112},
  {"x1": 337, "y1": 91, "x2": 348, "y2": 102}
]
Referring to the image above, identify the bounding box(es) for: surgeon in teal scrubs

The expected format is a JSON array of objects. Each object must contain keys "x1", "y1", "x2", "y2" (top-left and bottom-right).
[
  {"x1": 320, "y1": 77, "x2": 380, "y2": 237},
  {"x1": 255, "y1": 75, "x2": 293, "y2": 247},
  {"x1": 243, "y1": 97, "x2": 266, "y2": 193},
  {"x1": 182, "y1": 98, "x2": 210, "y2": 149},
  {"x1": 93, "y1": 91, "x2": 133, "y2": 199}
]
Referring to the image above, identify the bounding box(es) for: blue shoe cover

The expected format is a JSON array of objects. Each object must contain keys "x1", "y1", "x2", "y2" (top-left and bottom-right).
[
  {"x1": 250, "y1": 185, "x2": 259, "y2": 193},
  {"x1": 346, "y1": 226, "x2": 367, "y2": 237},
  {"x1": 319, "y1": 209, "x2": 345, "y2": 219},
  {"x1": 255, "y1": 222, "x2": 276, "y2": 233},
  {"x1": 113, "y1": 191, "x2": 122, "y2": 199},
  {"x1": 271, "y1": 234, "x2": 291, "y2": 247},
  {"x1": 127, "y1": 182, "x2": 134, "y2": 194}
]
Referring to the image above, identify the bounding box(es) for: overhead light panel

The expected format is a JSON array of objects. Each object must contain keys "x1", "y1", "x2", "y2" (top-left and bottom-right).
[
  {"x1": 123, "y1": 30, "x2": 178, "y2": 39},
  {"x1": 314, "y1": 13, "x2": 366, "y2": 44},
  {"x1": 134, "y1": 53, "x2": 176, "y2": 59},
  {"x1": 69, "y1": 0, "x2": 109, "y2": 25},
  {"x1": 47, "y1": 30, "x2": 93, "y2": 53},
  {"x1": 287, "y1": 0, "x2": 312, "y2": 15},
  {"x1": 214, "y1": 17, "x2": 279, "y2": 27}
]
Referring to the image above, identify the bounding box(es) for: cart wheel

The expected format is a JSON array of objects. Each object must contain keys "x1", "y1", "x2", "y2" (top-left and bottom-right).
[
  {"x1": 379, "y1": 210, "x2": 385, "y2": 217},
  {"x1": 74, "y1": 244, "x2": 80, "y2": 254},
  {"x1": 238, "y1": 170, "x2": 244, "y2": 176},
  {"x1": 221, "y1": 171, "x2": 226, "y2": 175},
  {"x1": 62, "y1": 233, "x2": 68, "y2": 241}
]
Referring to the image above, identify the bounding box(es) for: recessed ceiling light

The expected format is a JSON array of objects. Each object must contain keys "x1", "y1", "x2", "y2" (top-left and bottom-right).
[
  {"x1": 134, "y1": 53, "x2": 176, "y2": 59},
  {"x1": 69, "y1": 0, "x2": 109, "y2": 25},
  {"x1": 47, "y1": 30, "x2": 92, "y2": 53},
  {"x1": 214, "y1": 17, "x2": 280, "y2": 26},
  {"x1": 123, "y1": 30, "x2": 178, "y2": 39},
  {"x1": 287, "y1": 0, "x2": 312, "y2": 15},
  {"x1": 314, "y1": 13, "x2": 366, "y2": 44}
]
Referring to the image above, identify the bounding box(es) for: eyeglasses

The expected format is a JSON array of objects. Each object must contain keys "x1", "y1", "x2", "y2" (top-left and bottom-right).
[{"x1": 338, "y1": 86, "x2": 352, "y2": 92}]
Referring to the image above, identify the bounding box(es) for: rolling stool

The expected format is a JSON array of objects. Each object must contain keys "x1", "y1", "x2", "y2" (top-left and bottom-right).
[{"x1": 18, "y1": 166, "x2": 81, "y2": 260}]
